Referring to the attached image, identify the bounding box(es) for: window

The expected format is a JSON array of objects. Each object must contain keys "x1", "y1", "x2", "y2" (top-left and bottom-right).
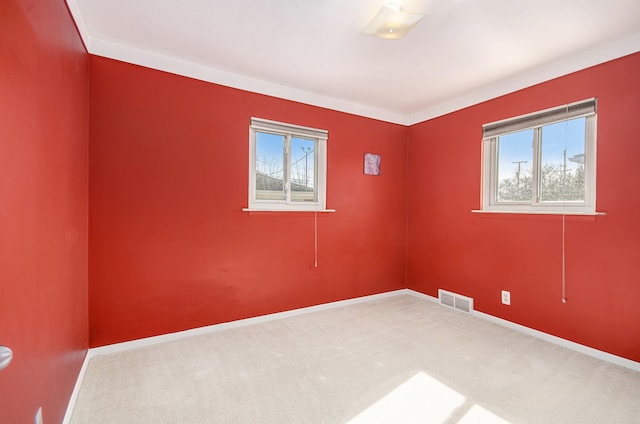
[
  {"x1": 481, "y1": 98, "x2": 597, "y2": 214},
  {"x1": 247, "y1": 118, "x2": 328, "y2": 211}
]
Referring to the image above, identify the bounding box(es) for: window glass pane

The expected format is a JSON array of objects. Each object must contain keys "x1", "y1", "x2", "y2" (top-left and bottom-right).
[
  {"x1": 497, "y1": 129, "x2": 533, "y2": 202},
  {"x1": 539, "y1": 117, "x2": 586, "y2": 202},
  {"x1": 290, "y1": 137, "x2": 317, "y2": 202},
  {"x1": 255, "y1": 132, "x2": 285, "y2": 201}
]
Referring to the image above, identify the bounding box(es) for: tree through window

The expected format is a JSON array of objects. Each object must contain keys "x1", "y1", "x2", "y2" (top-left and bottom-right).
[
  {"x1": 248, "y1": 118, "x2": 328, "y2": 211},
  {"x1": 481, "y1": 99, "x2": 597, "y2": 214}
]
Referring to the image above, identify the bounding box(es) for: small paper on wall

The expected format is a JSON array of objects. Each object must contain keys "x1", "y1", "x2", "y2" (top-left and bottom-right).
[{"x1": 364, "y1": 153, "x2": 381, "y2": 176}]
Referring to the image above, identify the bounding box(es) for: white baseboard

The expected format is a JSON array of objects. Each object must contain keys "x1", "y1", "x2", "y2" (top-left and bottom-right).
[
  {"x1": 472, "y1": 310, "x2": 640, "y2": 372},
  {"x1": 405, "y1": 288, "x2": 439, "y2": 303},
  {"x1": 62, "y1": 289, "x2": 406, "y2": 423},
  {"x1": 89, "y1": 289, "x2": 408, "y2": 357},
  {"x1": 62, "y1": 351, "x2": 91, "y2": 424},
  {"x1": 405, "y1": 289, "x2": 640, "y2": 373},
  {"x1": 63, "y1": 287, "x2": 639, "y2": 422}
]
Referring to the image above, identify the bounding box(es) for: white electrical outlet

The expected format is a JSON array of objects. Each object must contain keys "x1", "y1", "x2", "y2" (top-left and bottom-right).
[
  {"x1": 501, "y1": 290, "x2": 511, "y2": 305},
  {"x1": 35, "y1": 407, "x2": 43, "y2": 424}
]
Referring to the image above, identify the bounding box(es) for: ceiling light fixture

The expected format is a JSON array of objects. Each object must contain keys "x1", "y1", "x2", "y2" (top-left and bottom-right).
[{"x1": 362, "y1": 2, "x2": 425, "y2": 40}]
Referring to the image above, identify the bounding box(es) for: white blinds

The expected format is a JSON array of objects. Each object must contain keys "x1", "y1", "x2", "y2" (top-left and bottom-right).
[
  {"x1": 251, "y1": 117, "x2": 328, "y2": 140},
  {"x1": 482, "y1": 98, "x2": 597, "y2": 139}
]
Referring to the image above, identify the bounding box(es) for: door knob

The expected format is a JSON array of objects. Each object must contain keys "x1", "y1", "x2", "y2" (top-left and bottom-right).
[{"x1": 0, "y1": 346, "x2": 13, "y2": 371}]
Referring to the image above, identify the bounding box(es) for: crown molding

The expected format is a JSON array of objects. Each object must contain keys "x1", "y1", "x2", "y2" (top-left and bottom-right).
[
  {"x1": 88, "y1": 37, "x2": 410, "y2": 125},
  {"x1": 65, "y1": 0, "x2": 640, "y2": 127},
  {"x1": 406, "y1": 32, "x2": 640, "y2": 125}
]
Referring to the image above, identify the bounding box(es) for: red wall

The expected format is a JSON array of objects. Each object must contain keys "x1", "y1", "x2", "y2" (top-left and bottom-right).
[
  {"x1": 88, "y1": 56, "x2": 407, "y2": 346},
  {"x1": 0, "y1": 0, "x2": 88, "y2": 423},
  {"x1": 407, "y1": 52, "x2": 640, "y2": 362},
  {"x1": 2, "y1": 3, "x2": 637, "y2": 418}
]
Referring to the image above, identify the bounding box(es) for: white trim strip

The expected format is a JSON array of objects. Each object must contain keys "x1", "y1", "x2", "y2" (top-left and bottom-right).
[
  {"x1": 64, "y1": 287, "x2": 638, "y2": 422},
  {"x1": 242, "y1": 208, "x2": 336, "y2": 213},
  {"x1": 472, "y1": 310, "x2": 640, "y2": 372},
  {"x1": 86, "y1": 38, "x2": 410, "y2": 126},
  {"x1": 65, "y1": 0, "x2": 640, "y2": 126},
  {"x1": 64, "y1": 0, "x2": 91, "y2": 51},
  {"x1": 405, "y1": 289, "x2": 640, "y2": 372},
  {"x1": 89, "y1": 290, "x2": 407, "y2": 357},
  {"x1": 471, "y1": 209, "x2": 606, "y2": 216},
  {"x1": 406, "y1": 33, "x2": 640, "y2": 125},
  {"x1": 62, "y1": 351, "x2": 91, "y2": 424},
  {"x1": 90, "y1": 288, "x2": 640, "y2": 372}
]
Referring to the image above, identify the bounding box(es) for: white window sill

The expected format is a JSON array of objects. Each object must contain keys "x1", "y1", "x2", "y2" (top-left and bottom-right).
[
  {"x1": 243, "y1": 208, "x2": 336, "y2": 213},
  {"x1": 471, "y1": 209, "x2": 605, "y2": 216}
]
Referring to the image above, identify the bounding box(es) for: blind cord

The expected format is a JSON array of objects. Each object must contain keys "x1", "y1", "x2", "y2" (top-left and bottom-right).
[
  {"x1": 314, "y1": 211, "x2": 318, "y2": 268},
  {"x1": 562, "y1": 213, "x2": 567, "y2": 303},
  {"x1": 561, "y1": 104, "x2": 569, "y2": 304}
]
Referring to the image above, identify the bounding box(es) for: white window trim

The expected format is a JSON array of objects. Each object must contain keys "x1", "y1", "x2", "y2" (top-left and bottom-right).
[
  {"x1": 479, "y1": 99, "x2": 599, "y2": 215},
  {"x1": 245, "y1": 117, "x2": 332, "y2": 212}
]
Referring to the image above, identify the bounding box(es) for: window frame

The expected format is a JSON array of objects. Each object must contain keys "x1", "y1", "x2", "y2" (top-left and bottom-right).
[
  {"x1": 480, "y1": 99, "x2": 597, "y2": 215},
  {"x1": 247, "y1": 117, "x2": 329, "y2": 212}
]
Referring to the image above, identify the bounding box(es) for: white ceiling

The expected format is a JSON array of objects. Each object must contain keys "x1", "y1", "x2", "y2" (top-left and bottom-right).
[{"x1": 66, "y1": 0, "x2": 640, "y2": 125}]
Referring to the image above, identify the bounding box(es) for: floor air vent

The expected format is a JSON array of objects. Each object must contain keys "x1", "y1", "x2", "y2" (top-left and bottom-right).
[{"x1": 438, "y1": 289, "x2": 474, "y2": 314}]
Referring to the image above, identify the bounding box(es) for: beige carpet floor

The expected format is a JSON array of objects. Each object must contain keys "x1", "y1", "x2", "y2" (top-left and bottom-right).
[{"x1": 69, "y1": 295, "x2": 640, "y2": 424}]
